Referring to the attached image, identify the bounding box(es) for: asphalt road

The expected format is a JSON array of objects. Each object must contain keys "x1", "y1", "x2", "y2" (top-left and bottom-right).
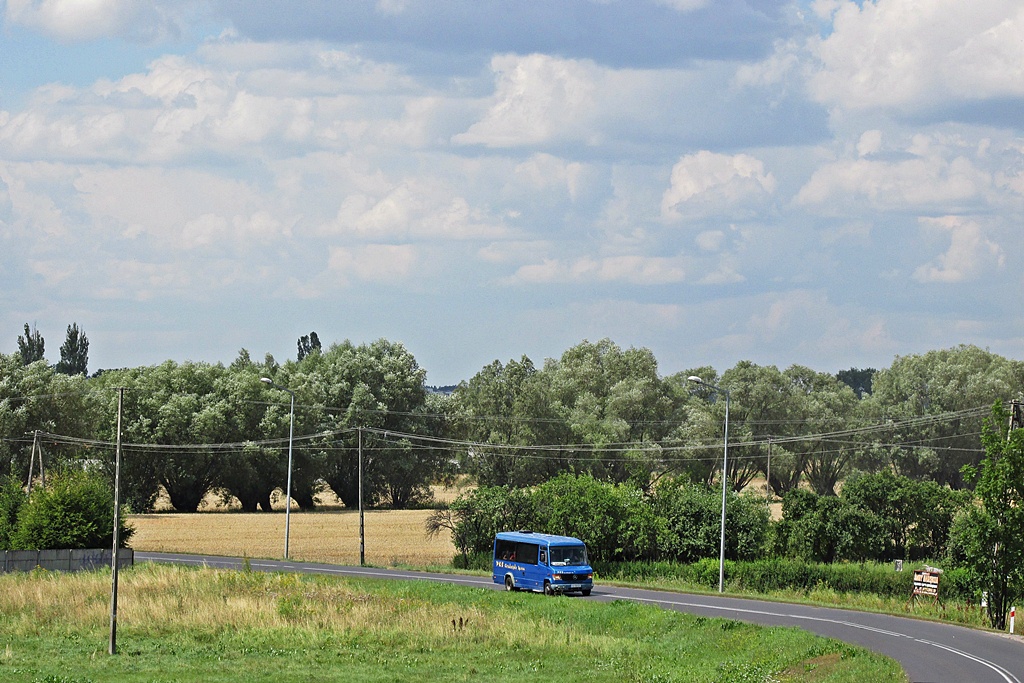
[{"x1": 136, "y1": 552, "x2": 1023, "y2": 683}]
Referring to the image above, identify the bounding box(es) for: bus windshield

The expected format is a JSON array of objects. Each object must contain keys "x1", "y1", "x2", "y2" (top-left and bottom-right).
[{"x1": 550, "y1": 545, "x2": 587, "y2": 566}]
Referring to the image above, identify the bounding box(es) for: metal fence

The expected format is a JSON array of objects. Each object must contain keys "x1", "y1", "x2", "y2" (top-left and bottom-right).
[{"x1": 0, "y1": 548, "x2": 134, "y2": 573}]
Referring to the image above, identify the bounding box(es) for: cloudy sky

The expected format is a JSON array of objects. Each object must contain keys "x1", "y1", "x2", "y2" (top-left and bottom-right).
[{"x1": 1, "y1": 0, "x2": 1022, "y2": 384}]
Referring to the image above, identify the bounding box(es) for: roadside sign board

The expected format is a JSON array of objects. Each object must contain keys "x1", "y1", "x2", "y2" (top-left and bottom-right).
[{"x1": 913, "y1": 570, "x2": 941, "y2": 597}]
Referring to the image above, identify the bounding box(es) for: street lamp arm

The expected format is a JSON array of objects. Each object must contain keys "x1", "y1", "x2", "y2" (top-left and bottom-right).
[{"x1": 260, "y1": 377, "x2": 294, "y2": 397}]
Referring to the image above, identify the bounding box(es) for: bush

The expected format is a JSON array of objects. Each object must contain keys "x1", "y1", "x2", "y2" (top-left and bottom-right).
[
  {"x1": 598, "y1": 558, "x2": 916, "y2": 598},
  {"x1": 652, "y1": 481, "x2": 720, "y2": 563},
  {"x1": 842, "y1": 471, "x2": 969, "y2": 561},
  {"x1": 10, "y1": 469, "x2": 133, "y2": 550},
  {"x1": 532, "y1": 473, "x2": 629, "y2": 562},
  {"x1": 0, "y1": 474, "x2": 26, "y2": 550},
  {"x1": 654, "y1": 480, "x2": 770, "y2": 563},
  {"x1": 728, "y1": 559, "x2": 912, "y2": 597},
  {"x1": 427, "y1": 485, "x2": 536, "y2": 558},
  {"x1": 776, "y1": 490, "x2": 885, "y2": 563}
]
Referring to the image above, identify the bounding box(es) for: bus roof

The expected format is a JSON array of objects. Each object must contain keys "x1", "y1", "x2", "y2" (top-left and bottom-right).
[{"x1": 495, "y1": 531, "x2": 586, "y2": 546}]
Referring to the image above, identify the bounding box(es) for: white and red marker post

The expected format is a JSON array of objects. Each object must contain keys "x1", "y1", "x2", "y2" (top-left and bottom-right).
[{"x1": 1010, "y1": 606, "x2": 1016, "y2": 634}]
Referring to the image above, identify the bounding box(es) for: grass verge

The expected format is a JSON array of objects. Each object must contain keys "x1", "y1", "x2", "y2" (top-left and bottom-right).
[{"x1": 0, "y1": 563, "x2": 904, "y2": 683}]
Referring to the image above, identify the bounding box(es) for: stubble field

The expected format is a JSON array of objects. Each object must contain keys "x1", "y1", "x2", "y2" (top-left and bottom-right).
[
  {"x1": 128, "y1": 508, "x2": 455, "y2": 566},
  {"x1": 129, "y1": 485, "x2": 461, "y2": 566}
]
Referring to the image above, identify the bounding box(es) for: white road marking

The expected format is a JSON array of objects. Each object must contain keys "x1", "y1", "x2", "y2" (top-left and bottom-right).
[{"x1": 603, "y1": 592, "x2": 1021, "y2": 683}]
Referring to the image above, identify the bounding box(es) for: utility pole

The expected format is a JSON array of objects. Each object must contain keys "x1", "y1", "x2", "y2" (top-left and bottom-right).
[
  {"x1": 1009, "y1": 399, "x2": 1022, "y2": 435},
  {"x1": 109, "y1": 387, "x2": 124, "y2": 655},
  {"x1": 26, "y1": 430, "x2": 45, "y2": 494},
  {"x1": 358, "y1": 428, "x2": 365, "y2": 566},
  {"x1": 766, "y1": 435, "x2": 773, "y2": 508}
]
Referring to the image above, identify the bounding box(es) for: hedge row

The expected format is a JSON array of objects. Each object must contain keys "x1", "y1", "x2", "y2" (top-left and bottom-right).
[{"x1": 596, "y1": 558, "x2": 979, "y2": 601}]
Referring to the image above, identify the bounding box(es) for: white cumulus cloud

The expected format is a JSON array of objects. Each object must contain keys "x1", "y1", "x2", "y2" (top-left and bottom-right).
[
  {"x1": 912, "y1": 216, "x2": 1004, "y2": 283},
  {"x1": 809, "y1": 0, "x2": 1024, "y2": 111},
  {"x1": 796, "y1": 137, "x2": 991, "y2": 212},
  {"x1": 661, "y1": 151, "x2": 775, "y2": 220},
  {"x1": 5, "y1": 0, "x2": 188, "y2": 42},
  {"x1": 453, "y1": 53, "x2": 600, "y2": 148}
]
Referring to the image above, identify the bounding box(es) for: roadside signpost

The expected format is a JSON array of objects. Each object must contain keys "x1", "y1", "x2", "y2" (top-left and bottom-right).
[{"x1": 909, "y1": 567, "x2": 943, "y2": 610}]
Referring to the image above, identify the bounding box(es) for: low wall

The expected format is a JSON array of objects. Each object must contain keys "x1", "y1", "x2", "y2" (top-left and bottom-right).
[{"x1": 0, "y1": 548, "x2": 134, "y2": 573}]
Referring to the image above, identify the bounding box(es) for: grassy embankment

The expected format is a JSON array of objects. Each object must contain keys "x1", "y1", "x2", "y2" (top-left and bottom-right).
[{"x1": 0, "y1": 563, "x2": 905, "y2": 682}]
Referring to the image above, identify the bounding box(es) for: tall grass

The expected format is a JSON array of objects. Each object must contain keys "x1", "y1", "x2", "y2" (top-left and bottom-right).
[
  {"x1": 596, "y1": 559, "x2": 992, "y2": 630},
  {"x1": 0, "y1": 564, "x2": 904, "y2": 682}
]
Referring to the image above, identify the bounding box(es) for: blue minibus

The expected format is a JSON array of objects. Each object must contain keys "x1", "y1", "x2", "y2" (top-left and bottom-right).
[{"x1": 492, "y1": 530, "x2": 593, "y2": 596}]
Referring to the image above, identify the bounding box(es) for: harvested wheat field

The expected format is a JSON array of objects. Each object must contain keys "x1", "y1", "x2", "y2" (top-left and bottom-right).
[
  {"x1": 130, "y1": 484, "x2": 465, "y2": 566},
  {"x1": 128, "y1": 508, "x2": 456, "y2": 566}
]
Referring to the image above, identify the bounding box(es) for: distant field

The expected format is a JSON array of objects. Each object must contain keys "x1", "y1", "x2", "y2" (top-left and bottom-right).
[
  {"x1": 129, "y1": 508, "x2": 455, "y2": 566},
  {"x1": 132, "y1": 484, "x2": 464, "y2": 565}
]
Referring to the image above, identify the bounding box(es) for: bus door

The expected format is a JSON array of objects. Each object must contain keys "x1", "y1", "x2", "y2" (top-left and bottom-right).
[{"x1": 517, "y1": 542, "x2": 542, "y2": 589}]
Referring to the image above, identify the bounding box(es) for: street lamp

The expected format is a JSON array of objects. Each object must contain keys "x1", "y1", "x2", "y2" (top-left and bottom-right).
[
  {"x1": 688, "y1": 375, "x2": 730, "y2": 593},
  {"x1": 261, "y1": 377, "x2": 295, "y2": 559}
]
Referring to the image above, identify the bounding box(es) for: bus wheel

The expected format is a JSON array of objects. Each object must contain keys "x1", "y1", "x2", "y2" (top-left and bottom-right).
[
  {"x1": 505, "y1": 575, "x2": 515, "y2": 591},
  {"x1": 544, "y1": 581, "x2": 555, "y2": 596}
]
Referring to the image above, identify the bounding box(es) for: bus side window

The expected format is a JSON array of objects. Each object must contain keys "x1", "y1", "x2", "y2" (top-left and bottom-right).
[{"x1": 539, "y1": 549, "x2": 547, "y2": 565}]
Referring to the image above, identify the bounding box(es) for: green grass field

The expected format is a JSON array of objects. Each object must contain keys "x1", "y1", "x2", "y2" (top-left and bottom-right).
[{"x1": 0, "y1": 563, "x2": 905, "y2": 682}]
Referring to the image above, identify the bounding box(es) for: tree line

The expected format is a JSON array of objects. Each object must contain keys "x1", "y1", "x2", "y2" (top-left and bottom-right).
[
  {"x1": 427, "y1": 469, "x2": 965, "y2": 566},
  {"x1": 1, "y1": 336, "x2": 1022, "y2": 518},
  {"x1": 430, "y1": 401, "x2": 1024, "y2": 629}
]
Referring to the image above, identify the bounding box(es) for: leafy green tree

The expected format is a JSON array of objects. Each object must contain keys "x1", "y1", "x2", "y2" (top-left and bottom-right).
[
  {"x1": 55, "y1": 323, "x2": 89, "y2": 376},
  {"x1": 653, "y1": 478, "x2": 769, "y2": 563},
  {"x1": 0, "y1": 353, "x2": 99, "y2": 481},
  {"x1": 11, "y1": 468, "x2": 133, "y2": 550},
  {"x1": 94, "y1": 361, "x2": 230, "y2": 512},
  {"x1": 0, "y1": 474, "x2": 26, "y2": 550},
  {"x1": 17, "y1": 323, "x2": 45, "y2": 365},
  {"x1": 452, "y1": 356, "x2": 568, "y2": 487},
  {"x1": 302, "y1": 339, "x2": 443, "y2": 509},
  {"x1": 716, "y1": 362, "x2": 793, "y2": 493},
  {"x1": 866, "y1": 346, "x2": 1024, "y2": 486},
  {"x1": 787, "y1": 366, "x2": 859, "y2": 496},
  {"x1": 662, "y1": 367, "x2": 721, "y2": 487},
  {"x1": 682, "y1": 362, "x2": 849, "y2": 496},
  {"x1": 775, "y1": 489, "x2": 884, "y2": 563},
  {"x1": 954, "y1": 402, "x2": 1024, "y2": 629},
  {"x1": 217, "y1": 350, "x2": 285, "y2": 512},
  {"x1": 543, "y1": 340, "x2": 672, "y2": 488},
  {"x1": 297, "y1": 332, "x2": 321, "y2": 361}
]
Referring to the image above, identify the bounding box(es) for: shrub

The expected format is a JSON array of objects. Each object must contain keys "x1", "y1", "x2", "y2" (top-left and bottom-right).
[
  {"x1": 10, "y1": 468, "x2": 134, "y2": 550},
  {"x1": 776, "y1": 489, "x2": 885, "y2": 563},
  {"x1": 532, "y1": 473, "x2": 629, "y2": 562},
  {"x1": 842, "y1": 471, "x2": 970, "y2": 561},
  {"x1": 654, "y1": 480, "x2": 770, "y2": 563},
  {"x1": 0, "y1": 474, "x2": 26, "y2": 550},
  {"x1": 426, "y1": 485, "x2": 536, "y2": 558}
]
